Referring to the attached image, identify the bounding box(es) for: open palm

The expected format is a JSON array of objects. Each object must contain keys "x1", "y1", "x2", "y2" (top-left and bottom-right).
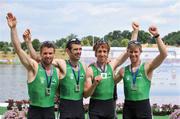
[{"x1": 6, "y1": 12, "x2": 17, "y2": 28}]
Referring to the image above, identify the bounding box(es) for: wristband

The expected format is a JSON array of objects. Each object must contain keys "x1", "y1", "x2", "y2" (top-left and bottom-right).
[{"x1": 153, "y1": 34, "x2": 160, "y2": 39}]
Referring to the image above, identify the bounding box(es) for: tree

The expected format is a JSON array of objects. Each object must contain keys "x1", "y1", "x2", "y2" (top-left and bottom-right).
[
  {"x1": 21, "y1": 42, "x2": 27, "y2": 51},
  {"x1": 121, "y1": 30, "x2": 131, "y2": 40},
  {"x1": 81, "y1": 38, "x2": 91, "y2": 46},
  {"x1": 32, "y1": 39, "x2": 41, "y2": 51},
  {"x1": 138, "y1": 30, "x2": 151, "y2": 43},
  {"x1": 66, "y1": 34, "x2": 78, "y2": 41},
  {"x1": 2, "y1": 44, "x2": 11, "y2": 57},
  {"x1": 111, "y1": 40, "x2": 121, "y2": 47},
  {"x1": 55, "y1": 38, "x2": 66, "y2": 48},
  {"x1": 163, "y1": 31, "x2": 180, "y2": 46},
  {"x1": 120, "y1": 39, "x2": 129, "y2": 47}
]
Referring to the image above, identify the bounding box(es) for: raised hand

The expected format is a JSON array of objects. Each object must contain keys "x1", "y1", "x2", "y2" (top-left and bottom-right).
[
  {"x1": 6, "y1": 12, "x2": 17, "y2": 28},
  {"x1": 149, "y1": 26, "x2": 159, "y2": 36},
  {"x1": 23, "y1": 29, "x2": 31, "y2": 42},
  {"x1": 132, "y1": 22, "x2": 139, "y2": 31}
]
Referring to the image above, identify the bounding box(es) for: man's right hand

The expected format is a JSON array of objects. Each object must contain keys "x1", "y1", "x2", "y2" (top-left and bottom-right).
[
  {"x1": 93, "y1": 75, "x2": 102, "y2": 85},
  {"x1": 132, "y1": 22, "x2": 139, "y2": 31},
  {"x1": 6, "y1": 12, "x2": 17, "y2": 29},
  {"x1": 23, "y1": 29, "x2": 31, "y2": 42}
]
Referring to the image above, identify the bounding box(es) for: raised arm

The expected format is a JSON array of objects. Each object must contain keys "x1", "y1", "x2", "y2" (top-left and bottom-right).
[
  {"x1": 110, "y1": 22, "x2": 139, "y2": 70},
  {"x1": 146, "y1": 26, "x2": 167, "y2": 75},
  {"x1": 23, "y1": 29, "x2": 41, "y2": 62},
  {"x1": 6, "y1": 13, "x2": 35, "y2": 70}
]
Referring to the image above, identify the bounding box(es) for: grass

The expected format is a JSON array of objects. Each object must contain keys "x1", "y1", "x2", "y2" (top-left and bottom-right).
[
  {"x1": 0, "y1": 107, "x2": 7, "y2": 115},
  {"x1": 117, "y1": 114, "x2": 169, "y2": 119}
]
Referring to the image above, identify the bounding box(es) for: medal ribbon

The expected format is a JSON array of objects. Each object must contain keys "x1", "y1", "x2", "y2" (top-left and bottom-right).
[
  {"x1": 69, "y1": 61, "x2": 80, "y2": 85},
  {"x1": 41, "y1": 63, "x2": 53, "y2": 88},
  {"x1": 131, "y1": 65, "x2": 139, "y2": 85}
]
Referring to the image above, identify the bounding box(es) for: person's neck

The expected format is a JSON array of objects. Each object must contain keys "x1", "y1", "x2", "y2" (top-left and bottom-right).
[
  {"x1": 41, "y1": 62, "x2": 51, "y2": 70},
  {"x1": 131, "y1": 60, "x2": 141, "y2": 68},
  {"x1": 69, "y1": 59, "x2": 78, "y2": 68},
  {"x1": 97, "y1": 61, "x2": 106, "y2": 67}
]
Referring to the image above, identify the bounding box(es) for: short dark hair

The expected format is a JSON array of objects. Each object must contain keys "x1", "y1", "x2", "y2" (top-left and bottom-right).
[
  {"x1": 40, "y1": 41, "x2": 55, "y2": 53},
  {"x1": 66, "y1": 38, "x2": 81, "y2": 50}
]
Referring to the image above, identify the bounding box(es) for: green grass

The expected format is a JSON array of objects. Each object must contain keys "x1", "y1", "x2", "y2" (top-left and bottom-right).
[
  {"x1": 0, "y1": 107, "x2": 7, "y2": 115},
  {"x1": 116, "y1": 113, "x2": 169, "y2": 119},
  {"x1": 85, "y1": 113, "x2": 169, "y2": 119}
]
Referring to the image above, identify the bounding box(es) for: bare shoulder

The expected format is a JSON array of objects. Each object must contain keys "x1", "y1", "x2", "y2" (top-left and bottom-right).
[{"x1": 80, "y1": 61, "x2": 87, "y2": 71}]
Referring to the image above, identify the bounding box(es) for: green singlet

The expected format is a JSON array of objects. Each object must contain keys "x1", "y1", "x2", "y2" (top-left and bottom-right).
[
  {"x1": 28, "y1": 64, "x2": 59, "y2": 107},
  {"x1": 60, "y1": 60, "x2": 85, "y2": 100},
  {"x1": 91, "y1": 64, "x2": 114, "y2": 100},
  {"x1": 123, "y1": 63, "x2": 151, "y2": 101}
]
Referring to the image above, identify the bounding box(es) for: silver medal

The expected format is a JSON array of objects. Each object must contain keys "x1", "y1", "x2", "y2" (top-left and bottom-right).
[
  {"x1": 101, "y1": 73, "x2": 107, "y2": 79},
  {"x1": 46, "y1": 88, "x2": 51, "y2": 96},
  {"x1": 75, "y1": 84, "x2": 80, "y2": 92}
]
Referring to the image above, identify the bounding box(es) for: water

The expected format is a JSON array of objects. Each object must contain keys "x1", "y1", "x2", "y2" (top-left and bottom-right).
[
  {"x1": 0, "y1": 64, "x2": 28, "y2": 102},
  {"x1": 0, "y1": 47, "x2": 180, "y2": 105}
]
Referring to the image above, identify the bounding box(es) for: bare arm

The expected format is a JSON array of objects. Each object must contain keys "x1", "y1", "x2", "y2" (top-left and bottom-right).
[
  {"x1": 83, "y1": 66, "x2": 102, "y2": 98},
  {"x1": 23, "y1": 29, "x2": 41, "y2": 62},
  {"x1": 114, "y1": 68, "x2": 124, "y2": 84},
  {"x1": 110, "y1": 22, "x2": 139, "y2": 70},
  {"x1": 146, "y1": 26, "x2": 168, "y2": 76},
  {"x1": 6, "y1": 13, "x2": 35, "y2": 70}
]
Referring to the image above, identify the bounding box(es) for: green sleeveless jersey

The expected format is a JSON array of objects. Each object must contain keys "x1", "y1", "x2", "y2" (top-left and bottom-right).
[
  {"x1": 91, "y1": 64, "x2": 114, "y2": 100},
  {"x1": 60, "y1": 60, "x2": 85, "y2": 100},
  {"x1": 28, "y1": 64, "x2": 59, "y2": 107},
  {"x1": 123, "y1": 63, "x2": 151, "y2": 101}
]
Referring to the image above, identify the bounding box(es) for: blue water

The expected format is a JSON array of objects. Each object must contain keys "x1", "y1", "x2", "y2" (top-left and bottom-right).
[{"x1": 0, "y1": 59, "x2": 179, "y2": 104}]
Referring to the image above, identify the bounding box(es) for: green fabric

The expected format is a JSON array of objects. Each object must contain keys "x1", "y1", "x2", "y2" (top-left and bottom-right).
[
  {"x1": 91, "y1": 64, "x2": 114, "y2": 100},
  {"x1": 60, "y1": 60, "x2": 85, "y2": 100},
  {"x1": 123, "y1": 63, "x2": 151, "y2": 101},
  {"x1": 28, "y1": 64, "x2": 59, "y2": 107}
]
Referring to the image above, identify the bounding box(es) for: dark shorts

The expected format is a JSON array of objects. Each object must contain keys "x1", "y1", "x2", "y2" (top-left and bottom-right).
[
  {"x1": 89, "y1": 98, "x2": 114, "y2": 119},
  {"x1": 59, "y1": 99, "x2": 85, "y2": 119},
  {"x1": 27, "y1": 105, "x2": 55, "y2": 119},
  {"x1": 123, "y1": 99, "x2": 152, "y2": 119}
]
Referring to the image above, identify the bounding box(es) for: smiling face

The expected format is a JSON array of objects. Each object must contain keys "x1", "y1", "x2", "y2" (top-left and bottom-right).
[
  {"x1": 95, "y1": 45, "x2": 109, "y2": 64},
  {"x1": 40, "y1": 47, "x2": 55, "y2": 66},
  {"x1": 127, "y1": 46, "x2": 141, "y2": 64},
  {"x1": 67, "y1": 44, "x2": 82, "y2": 61}
]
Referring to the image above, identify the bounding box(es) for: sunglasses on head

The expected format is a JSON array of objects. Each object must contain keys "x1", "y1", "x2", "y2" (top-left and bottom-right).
[
  {"x1": 95, "y1": 40, "x2": 108, "y2": 45},
  {"x1": 66, "y1": 38, "x2": 81, "y2": 49},
  {"x1": 128, "y1": 40, "x2": 141, "y2": 46},
  {"x1": 42, "y1": 41, "x2": 54, "y2": 45}
]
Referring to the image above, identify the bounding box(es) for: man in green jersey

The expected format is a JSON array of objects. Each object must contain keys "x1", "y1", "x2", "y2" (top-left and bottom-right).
[
  {"x1": 84, "y1": 22, "x2": 139, "y2": 119},
  {"x1": 115, "y1": 24, "x2": 167, "y2": 119},
  {"x1": 23, "y1": 32, "x2": 86, "y2": 118},
  {"x1": 6, "y1": 12, "x2": 60, "y2": 119}
]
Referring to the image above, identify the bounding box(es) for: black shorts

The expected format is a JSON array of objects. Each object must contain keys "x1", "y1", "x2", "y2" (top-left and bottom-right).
[
  {"x1": 89, "y1": 98, "x2": 114, "y2": 119},
  {"x1": 59, "y1": 99, "x2": 85, "y2": 119},
  {"x1": 123, "y1": 99, "x2": 152, "y2": 119},
  {"x1": 27, "y1": 105, "x2": 55, "y2": 119}
]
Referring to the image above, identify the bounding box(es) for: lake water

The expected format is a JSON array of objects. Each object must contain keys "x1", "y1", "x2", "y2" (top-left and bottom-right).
[{"x1": 0, "y1": 47, "x2": 180, "y2": 105}]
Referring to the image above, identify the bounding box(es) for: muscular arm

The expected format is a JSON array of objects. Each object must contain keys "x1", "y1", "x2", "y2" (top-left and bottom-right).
[
  {"x1": 7, "y1": 13, "x2": 35, "y2": 71},
  {"x1": 23, "y1": 29, "x2": 41, "y2": 62},
  {"x1": 114, "y1": 68, "x2": 124, "y2": 84},
  {"x1": 146, "y1": 26, "x2": 167, "y2": 77},
  {"x1": 110, "y1": 22, "x2": 139, "y2": 70}
]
